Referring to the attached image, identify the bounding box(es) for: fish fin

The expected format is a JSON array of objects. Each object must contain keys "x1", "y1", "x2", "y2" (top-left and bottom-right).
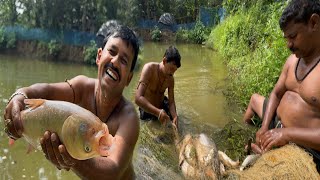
[
  {"x1": 26, "y1": 144, "x2": 35, "y2": 154},
  {"x1": 24, "y1": 99, "x2": 45, "y2": 110},
  {"x1": 8, "y1": 138, "x2": 15, "y2": 146}
]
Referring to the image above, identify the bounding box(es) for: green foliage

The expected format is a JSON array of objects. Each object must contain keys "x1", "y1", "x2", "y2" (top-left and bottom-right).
[
  {"x1": 84, "y1": 40, "x2": 98, "y2": 65},
  {"x1": 189, "y1": 21, "x2": 210, "y2": 44},
  {"x1": 5, "y1": 31, "x2": 16, "y2": 48},
  {"x1": 48, "y1": 40, "x2": 62, "y2": 57},
  {"x1": 208, "y1": 1, "x2": 289, "y2": 108},
  {"x1": 175, "y1": 21, "x2": 210, "y2": 44},
  {"x1": 214, "y1": 120, "x2": 258, "y2": 160},
  {"x1": 0, "y1": 28, "x2": 6, "y2": 49},
  {"x1": 175, "y1": 28, "x2": 189, "y2": 43},
  {"x1": 222, "y1": 0, "x2": 275, "y2": 15},
  {"x1": 151, "y1": 26, "x2": 161, "y2": 42},
  {"x1": 0, "y1": 27, "x2": 16, "y2": 49}
]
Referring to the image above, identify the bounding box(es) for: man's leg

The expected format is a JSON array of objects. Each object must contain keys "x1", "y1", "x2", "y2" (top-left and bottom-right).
[{"x1": 243, "y1": 94, "x2": 265, "y2": 124}]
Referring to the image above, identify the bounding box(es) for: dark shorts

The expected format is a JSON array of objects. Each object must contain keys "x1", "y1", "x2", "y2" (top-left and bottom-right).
[
  {"x1": 261, "y1": 98, "x2": 282, "y2": 129},
  {"x1": 262, "y1": 98, "x2": 320, "y2": 172},
  {"x1": 139, "y1": 96, "x2": 173, "y2": 121}
]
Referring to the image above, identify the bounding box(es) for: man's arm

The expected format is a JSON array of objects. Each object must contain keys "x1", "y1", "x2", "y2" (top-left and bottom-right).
[
  {"x1": 256, "y1": 55, "x2": 294, "y2": 145},
  {"x1": 4, "y1": 75, "x2": 84, "y2": 139},
  {"x1": 41, "y1": 102, "x2": 140, "y2": 179},
  {"x1": 168, "y1": 78, "x2": 178, "y2": 128},
  {"x1": 135, "y1": 64, "x2": 162, "y2": 118}
]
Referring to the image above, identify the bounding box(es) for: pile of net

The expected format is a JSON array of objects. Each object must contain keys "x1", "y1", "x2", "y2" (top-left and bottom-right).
[{"x1": 226, "y1": 144, "x2": 319, "y2": 179}]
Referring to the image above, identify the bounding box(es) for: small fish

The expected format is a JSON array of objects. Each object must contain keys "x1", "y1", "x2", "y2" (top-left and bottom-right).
[
  {"x1": 240, "y1": 154, "x2": 260, "y2": 171},
  {"x1": 18, "y1": 99, "x2": 114, "y2": 160}
]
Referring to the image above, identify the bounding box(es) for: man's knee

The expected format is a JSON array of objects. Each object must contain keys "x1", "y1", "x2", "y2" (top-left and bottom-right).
[{"x1": 250, "y1": 93, "x2": 263, "y2": 106}]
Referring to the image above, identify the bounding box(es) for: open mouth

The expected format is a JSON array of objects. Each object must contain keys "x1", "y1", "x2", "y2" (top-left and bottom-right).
[{"x1": 105, "y1": 68, "x2": 119, "y2": 81}]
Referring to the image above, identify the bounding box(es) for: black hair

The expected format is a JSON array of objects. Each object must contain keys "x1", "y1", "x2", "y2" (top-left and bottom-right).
[
  {"x1": 163, "y1": 46, "x2": 181, "y2": 68},
  {"x1": 101, "y1": 25, "x2": 140, "y2": 72},
  {"x1": 279, "y1": 0, "x2": 320, "y2": 30}
]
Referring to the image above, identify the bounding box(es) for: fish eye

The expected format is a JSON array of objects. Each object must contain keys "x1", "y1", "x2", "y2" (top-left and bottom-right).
[{"x1": 84, "y1": 144, "x2": 92, "y2": 153}]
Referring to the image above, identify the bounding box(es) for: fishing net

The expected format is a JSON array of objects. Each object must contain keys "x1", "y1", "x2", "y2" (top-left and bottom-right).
[{"x1": 226, "y1": 144, "x2": 319, "y2": 180}]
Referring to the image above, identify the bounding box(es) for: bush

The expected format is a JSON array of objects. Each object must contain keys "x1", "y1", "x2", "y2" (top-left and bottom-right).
[
  {"x1": 5, "y1": 31, "x2": 16, "y2": 48},
  {"x1": 151, "y1": 26, "x2": 161, "y2": 42},
  {"x1": 0, "y1": 28, "x2": 5, "y2": 49},
  {"x1": 209, "y1": 1, "x2": 289, "y2": 108},
  {"x1": 189, "y1": 21, "x2": 210, "y2": 44},
  {"x1": 48, "y1": 40, "x2": 62, "y2": 57},
  {"x1": 175, "y1": 21, "x2": 210, "y2": 44},
  {"x1": 175, "y1": 28, "x2": 189, "y2": 43},
  {"x1": 0, "y1": 27, "x2": 17, "y2": 49},
  {"x1": 84, "y1": 40, "x2": 97, "y2": 65}
]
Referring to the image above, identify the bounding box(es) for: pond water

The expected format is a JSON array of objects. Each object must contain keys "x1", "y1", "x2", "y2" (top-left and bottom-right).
[{"x1": 0, "y1": 42, "x2": 242, "y2": 179}]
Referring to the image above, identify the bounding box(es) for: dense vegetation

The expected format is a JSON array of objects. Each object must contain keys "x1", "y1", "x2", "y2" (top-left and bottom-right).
[
  {"x1": 0, "y1": 0, "x2": 223, "y2": 32},
  {"x1": 207, "y1": 0, "x2": 290, "y2": 108}
]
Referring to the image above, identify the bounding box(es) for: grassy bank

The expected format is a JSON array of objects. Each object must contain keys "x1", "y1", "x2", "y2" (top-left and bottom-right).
[{"x1": 207, "y1": 1, "x2": 290, "y2": 109}]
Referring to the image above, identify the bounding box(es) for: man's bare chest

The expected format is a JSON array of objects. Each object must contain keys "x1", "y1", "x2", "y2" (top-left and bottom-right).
[{"x1": 285, "y1": 65, "x2": 320, "y2": 107}]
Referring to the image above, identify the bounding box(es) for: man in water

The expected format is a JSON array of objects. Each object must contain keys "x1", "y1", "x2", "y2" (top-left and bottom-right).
[
  {"x1": 135, "y1": 46, "x2": 181, "y2": 128},
  {"x1": 243, "y1": 0, "x2": 320, "y2": 171},
  {"x1": 4, "y1": 25, "x2": 140, "y2": 179}
]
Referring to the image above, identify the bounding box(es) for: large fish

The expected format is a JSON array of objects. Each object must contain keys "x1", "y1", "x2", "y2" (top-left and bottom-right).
[
  {"x1": 174, "y1": 130, "x2": 239, "y2": 179},
  {"x1": 19, "y1": 99, "x2": 114, "y2": 160}
]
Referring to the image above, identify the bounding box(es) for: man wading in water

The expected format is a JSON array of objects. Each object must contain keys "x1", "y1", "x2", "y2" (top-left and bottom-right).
[{"x1": 135, "y1": 46, "x2": 181, "y2": 129}]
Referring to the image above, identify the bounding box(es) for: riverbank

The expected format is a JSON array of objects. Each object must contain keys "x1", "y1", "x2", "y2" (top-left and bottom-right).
[
  {"x1": 1, "y1": 40, "x2": 85, "y2": 63},
  {"x1": 0, "y1": 28, "x2": 177, "y2": 63}
]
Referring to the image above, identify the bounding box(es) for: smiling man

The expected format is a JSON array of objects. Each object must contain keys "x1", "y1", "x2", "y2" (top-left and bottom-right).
[
  {"x1": 242, "y1": 0, "x2": 320, "y2": 172},
  {"x1": 4, "y1": 25, "x2": 140, "y2": 179},
  {"x1": 135, "y1": 46, "x2": 181, "y2": 128}
]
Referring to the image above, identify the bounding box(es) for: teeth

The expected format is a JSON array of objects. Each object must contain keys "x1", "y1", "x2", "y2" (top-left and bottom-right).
[{"x1": 106, "y1": 69, "x2": 117, "y2": 81}]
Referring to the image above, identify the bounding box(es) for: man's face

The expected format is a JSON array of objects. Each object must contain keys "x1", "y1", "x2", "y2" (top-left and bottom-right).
[
  {"x1": 96, "y1": 36, "x2": 134, "y2": 93},
  {"x1": 164, "y1": 60, "x2": 178, "y2": 76},
  {"x1": 283, "y1": 20, "x2": 313, "y2": 58}
]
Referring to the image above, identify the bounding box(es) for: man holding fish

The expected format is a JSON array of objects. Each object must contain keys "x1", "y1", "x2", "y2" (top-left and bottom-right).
[{"x1": 4, "y1": 25, "x2": 140, "y2": 179}]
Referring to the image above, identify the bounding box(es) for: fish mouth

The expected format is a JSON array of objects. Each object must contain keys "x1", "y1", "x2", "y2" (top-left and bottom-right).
[{"x1": 95, "y1": 124, "x2": 114, "y2": 157}]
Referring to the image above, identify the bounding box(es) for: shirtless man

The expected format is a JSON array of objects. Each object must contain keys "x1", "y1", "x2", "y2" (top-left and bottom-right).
[
  {"x1": 135, "y1": 46, "x2": 181, "y2": 128},
  {"x1": 3, "y1": 25, "x2": 140, "y2": 179},
  {"x1": 243, "y1": 0, "x2": 320, "y2": 171}
]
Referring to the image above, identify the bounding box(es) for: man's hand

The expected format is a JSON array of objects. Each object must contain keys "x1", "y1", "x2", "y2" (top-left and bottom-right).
[
  {"x1": 40, "y1": 131, "x2": 77, "y2": 171},
  {"x1": 260, "y1": 128, "x2": 288, "y2": 152},
  {"x1": 158, "y1": 110, "x2": 170, "y2": 126},
  {"x1": 3, "y1": 96, "x2": 26, "y2": 140},
  {"x1": 255, "y1": 126, "x2": 268, "y2": 147},
  {"x1": 172, "y1": 116, "x2": 178, "y2": 130}
]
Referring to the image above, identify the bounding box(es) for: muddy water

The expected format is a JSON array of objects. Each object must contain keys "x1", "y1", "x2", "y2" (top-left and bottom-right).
[{"x1": 0, "y1": 42, "x2": 241, "y2": 179}]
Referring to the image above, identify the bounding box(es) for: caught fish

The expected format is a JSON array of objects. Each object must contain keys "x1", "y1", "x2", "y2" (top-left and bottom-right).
[
  {"x1": 19, "y1": 99, "x2": 114, "y2": 160},
  {"x1": 240, "y1": 154, "x2": 260, "y2": 171},
  {"x1": 176, "y1": 133, "x2": 239, "y2": 179}
]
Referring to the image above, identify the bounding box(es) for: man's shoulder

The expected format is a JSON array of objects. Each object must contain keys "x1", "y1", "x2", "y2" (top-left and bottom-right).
[
  {"x1": 71, "y1": 75, "x2": 96, "y2": 87},
  {"x1": 286, "y1": 54, "x2": 298, "y2": 64},
  {"x1": 119, "y1": 97, "x2": 137, "y2": 114},
  {"x1": 143, "y1": 62, "x2": 158, "y2": 69}
]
